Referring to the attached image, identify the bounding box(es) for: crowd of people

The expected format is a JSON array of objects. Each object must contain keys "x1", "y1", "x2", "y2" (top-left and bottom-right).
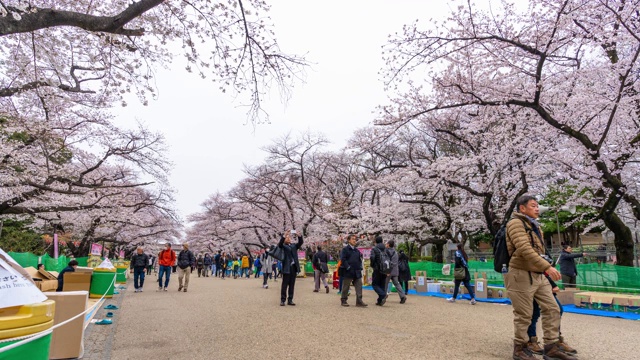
[{"x1": 124, "y1": 196, "x2": 584, "y2": 359}]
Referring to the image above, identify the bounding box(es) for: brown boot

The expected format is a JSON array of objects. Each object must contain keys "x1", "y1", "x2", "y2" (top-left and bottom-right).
[
  {"x1": 527, "y1": 336, "x2": 543, "y2": 355},
  {"x1": 355, "y1": 298, "x2": 368, "y2": 307},
  {"x1": 543, "y1": 342, "x2": 578, "y2": 360},
  {"x1": 557, "y1": 336, "x2": 577, "y2": 355},
  {"x1": 513, "y1": 343, "x2": 537, "y2": 360},
  {"x1": 341, "y1": 299, "x2": 349, "y2": 307}
]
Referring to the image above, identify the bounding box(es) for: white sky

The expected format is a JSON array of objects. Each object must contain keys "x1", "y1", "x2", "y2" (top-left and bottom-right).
[{"x1": 115, "y1": 1, "x2": 453, "y2": 221}]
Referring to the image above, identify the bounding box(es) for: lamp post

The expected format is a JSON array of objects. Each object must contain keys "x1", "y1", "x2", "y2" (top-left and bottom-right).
[{"x1": 555, "y1": 209, "x2": 562, "y2": 250}]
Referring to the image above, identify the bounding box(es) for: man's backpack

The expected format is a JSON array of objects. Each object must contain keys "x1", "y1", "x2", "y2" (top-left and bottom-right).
[
  {"x1": 493, "y1": 224, "x2": 510, "y2": 273},
  {"x1": 374, "y1": 247, "x2": 392, "y2": 275},
  {"x1": 398, "y1": 259, "x2": 408, "y2": 273},
  {"x1": 493, "y1": 218, "x2": 541, "y2": 273}
]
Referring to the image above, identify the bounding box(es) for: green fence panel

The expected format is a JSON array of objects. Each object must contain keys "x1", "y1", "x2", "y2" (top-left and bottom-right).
[
  {"x1": 575, "y1": 263, "x2": 640, "y2": 294},
  {"x1": 7, "y1": 252, "x2": 39, "y2": 268},
  {"x1": 408, "y1": 260, "x2": 640, "y2": 293},
  {"x1": 6, "y1": 250, "x2": 640, "y2": 293},
  {"x1": 41, "y1": 254, "x2": 69, "y2": 272},
  {"x1": 76, "y1": 257, "x2": 88, "y2": 267}
]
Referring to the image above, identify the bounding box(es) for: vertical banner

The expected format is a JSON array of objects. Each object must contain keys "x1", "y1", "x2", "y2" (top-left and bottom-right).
[
  {"x1": 90, "y1": 243, "x2": 103, "y2": 256},
  {"x1": 358, "y1": 247, "x2": 372, "y2": 260},
  {"x1": 297, "y1": 251, "x2": 306, "y2": 259},
  {"x1": 53, "y1": 233, "x2": 59, "y2": 259},
  {"x1": 119, "y1": 250, "x2": 125, "y2": 258}
]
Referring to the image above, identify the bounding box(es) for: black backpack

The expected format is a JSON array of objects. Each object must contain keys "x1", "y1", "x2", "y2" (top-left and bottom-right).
[
  {"x1": 493, "y1": 219, "x2": 541, "y2": 273},
  {"x1": 493, "y1": 224, "x2": 510, "y2": 273},
  {"x1": 374, "y1": 247, "x2": 392, "y2": 275},
  {"x1": 398, "y1": 259, "x2": 408, "y2": 273}
]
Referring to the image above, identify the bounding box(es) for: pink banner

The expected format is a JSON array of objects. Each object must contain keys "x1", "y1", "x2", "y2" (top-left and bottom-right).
[
  {"x1": 297, "y1": 251, "x2": 306, "y2": 259},
  {"x1": 358, "y1": 247, "x2": 372, "y2": 260},
  {"x1": 119, "y1": 250, "x2": 125, "y2": 258},
  {"x1": 53, "y1": 233, "x2": 59, "y2": 259},
  {"x1": 90, "y1": 243, "x2": 103, "y2": 256}
]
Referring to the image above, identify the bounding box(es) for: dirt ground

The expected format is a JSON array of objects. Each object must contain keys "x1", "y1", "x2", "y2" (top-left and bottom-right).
[{"x1": 107, "y1": 273, "x2": 638, "y2": 360}]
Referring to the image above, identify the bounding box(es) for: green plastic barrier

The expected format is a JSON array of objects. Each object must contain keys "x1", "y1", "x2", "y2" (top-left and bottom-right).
[
  {"x1": 41, "y1": 254, "x2": 69, "y2": 273},
  {"x1": 6, "y1": 251, "x2": 640, "y2": 293},
  {"x1": 410, "y1": 260, "x2": 640, "y2": 294},
  {"x1": 6, "y1": 252, "x2": 38, "y2": 269},
  {"x1": 76, "y1": 257, "x2": 88, "y2": 267}
]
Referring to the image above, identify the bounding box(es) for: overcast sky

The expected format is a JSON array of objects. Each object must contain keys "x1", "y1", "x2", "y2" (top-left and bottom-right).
[{"x1": 115, "y1": 1, "x2": 452, "y2": 221}]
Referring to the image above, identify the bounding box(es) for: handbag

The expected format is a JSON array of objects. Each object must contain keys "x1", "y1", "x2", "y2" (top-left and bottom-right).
[
  {"x1": 319, "y1": 262, "x2": 329, "y2": 274},
  {"x1": 268, "y1": 246, "x2": 285, "y2": 261},
  {"x1": 454, "y1": 267, "x2": 466, "y2": 280}
]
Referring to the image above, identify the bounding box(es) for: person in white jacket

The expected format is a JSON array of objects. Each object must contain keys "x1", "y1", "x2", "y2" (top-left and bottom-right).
[{"x1": 261, "y1": 247, "x2": 275, "y2": 289}]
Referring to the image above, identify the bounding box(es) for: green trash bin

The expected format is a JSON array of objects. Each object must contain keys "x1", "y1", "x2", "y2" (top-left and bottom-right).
[
  {"x1": 0, "y1": 300, "x2": 55, "y2": 360},
  {"x1": 115, "y1": 266, "x2": 128, "y2": 284},
  {"x1": 90, "y1": 268, "x2": 117, "y2": 299}
]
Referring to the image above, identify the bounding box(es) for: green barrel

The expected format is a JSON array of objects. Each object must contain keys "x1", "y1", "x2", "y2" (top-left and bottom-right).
[
  {"x1": 89, "y1": 268, "x2": 116, "y2": 299},
  {"x1": 115, "y1": 266, "x2": 128, "y2": 284},
  {"x1": 0, "y1": 300, "x2": 55, "y2": 360},
  {"x1": 0, "y1": 332, "x2": 52, "y2": 360}
]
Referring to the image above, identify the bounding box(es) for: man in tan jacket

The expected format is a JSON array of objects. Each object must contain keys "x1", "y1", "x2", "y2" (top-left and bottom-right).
[{"x1": 505, "y1": 195, "x2": 577, "y2": 360}]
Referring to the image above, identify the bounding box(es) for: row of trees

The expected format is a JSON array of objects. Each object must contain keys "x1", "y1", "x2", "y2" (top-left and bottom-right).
[
  {"x1": 0, "y1": 1, "x2": 306, "y2": 255},
  {"x1": 188, "y1": 0, "x2": 640, "y2": 266}
]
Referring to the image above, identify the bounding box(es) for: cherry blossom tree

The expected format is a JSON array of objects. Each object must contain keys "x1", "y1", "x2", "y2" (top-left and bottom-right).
[
  {"x1": 0, "y1": 0, "x2": 306, "y2": 122},
  {"x1": 380, "y1": 0, "x2": 640, "y2": 265}
]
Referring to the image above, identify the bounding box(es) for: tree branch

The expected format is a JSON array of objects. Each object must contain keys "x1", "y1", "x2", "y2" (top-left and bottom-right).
[{"x1": 0, "y1": 0, "x2": 163, "y2": 36}]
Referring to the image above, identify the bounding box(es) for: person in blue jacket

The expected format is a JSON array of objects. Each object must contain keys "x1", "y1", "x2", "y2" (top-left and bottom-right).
[{"x1": 56, "y1": 260, "x2": 79, "y2": 292}]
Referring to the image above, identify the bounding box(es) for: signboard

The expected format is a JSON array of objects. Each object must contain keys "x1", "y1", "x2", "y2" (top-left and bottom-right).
[
  {"x1": 358, "y1": 247, "x2": 372, "y2": 260},
  {"x1": 119, "y1": 250, "x2": 125, "y2": 259},
  {"x1": 0, "y1": 249, "x2": 47, "y2": 308},
  {"x1": 90, "y1": 243, "x2": 103, "y2": 256},
  {"x1": 297, "y1": 251, "x2": 306, "y2": 259}
]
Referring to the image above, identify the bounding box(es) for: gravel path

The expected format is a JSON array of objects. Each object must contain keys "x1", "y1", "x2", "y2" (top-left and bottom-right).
[{"x1": 108, "y1": 274, "x2": 638, "y2": 360}]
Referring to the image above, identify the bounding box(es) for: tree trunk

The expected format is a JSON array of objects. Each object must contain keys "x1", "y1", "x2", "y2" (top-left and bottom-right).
[
  {"x1": 602, "y1": 212, "x2": 634, "y2": 267},
  {"x1": 432, "y1": 243, "x2": 444, "y2": 263}
]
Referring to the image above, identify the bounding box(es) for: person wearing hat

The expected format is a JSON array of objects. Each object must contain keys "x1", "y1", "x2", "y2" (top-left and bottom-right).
[{"x1": 177, "y1": 243, "x2": 195, "y2": 292}]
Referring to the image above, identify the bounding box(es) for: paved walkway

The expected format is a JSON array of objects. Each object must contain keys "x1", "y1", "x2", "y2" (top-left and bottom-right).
[{"x1": 85, "y1": 273, "x2": 638, "y2": 359}]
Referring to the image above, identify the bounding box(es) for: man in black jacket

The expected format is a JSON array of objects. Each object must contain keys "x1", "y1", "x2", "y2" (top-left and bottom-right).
[
  {"x1": 370, "y1": 235, "x2": 389, "y2": 306},
  {"x1": 130, "y1": 247, "x2": 150, "y2": 293},
  {"x1": 214, "y1": 251, "x2": 222, "y2": 277},
  {"x1": 312, "y1": 246, "x2": 330, "y2": 293},
  {"x1": 278, "y1": 229, "x2": 304, "y2": 306},
  {"x1": 340, "y1": 234, "x2": 368, "y2": 307},
  {"x1": 558, "y1": 245, "x2": 585, "y2": 289},
  {"x1": 177, "y1": 244, "x2": 195, "y2": 292}
]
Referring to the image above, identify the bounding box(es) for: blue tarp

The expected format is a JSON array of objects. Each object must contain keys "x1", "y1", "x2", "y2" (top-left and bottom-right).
[
  {"x1": 363, "y1": 287, "x2": 640, "y2": 320},
  {"x1": 561, "y1": 305, "x2": 640, "y2": 321}
]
